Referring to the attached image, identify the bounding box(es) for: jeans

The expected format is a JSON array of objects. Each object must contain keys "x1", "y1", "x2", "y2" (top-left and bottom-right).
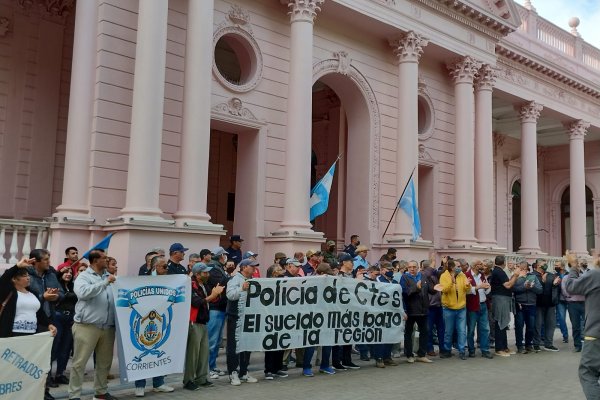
[
  {"x1": 556, "y1": 301, "x2": 568, "y2": 340},
  {"x1": 51, "y1": 311, "x2": 74, "y2": 376},
  {"x1": 404, "y1": 315, "x2": 428, "y2": 357},
  {"x1": 567, "y1": 301, "x2": 585, "y2": 350},
  {"x1": 371, "y1": 343, "x2": 393, "y2": 360},
  {"x1": 427, "y1": 306, "x2": 445, "y2": 353},
  {"x1": 207, "y1": 310, "x2": 226, "y2": 371},
  {"x1": 534, "y1": 306, "x2": 556, "y2": 347},
  {"x1": 226, "y1": 315, "x2": 251, "y2": 376},
  {"x1": 467, "y1": 305, "x2": 490, "y2": 354},
  {"x1": 514, "y1": 303, "x2": 536, "y2": 349},
  {"x1": 135, "y1": 376, "x2": 164, "y2": 389},
  {"x1": 303, "y1": 347, "x2": 315, "y2": 369},
  {"x1": 442, "y1": 307, "x2": 466, "y2": 354},
  {"x1": 319, "y1": 346, "x2": 333, "y2": 369}
]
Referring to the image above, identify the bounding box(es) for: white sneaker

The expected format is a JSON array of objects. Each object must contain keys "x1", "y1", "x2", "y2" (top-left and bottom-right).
[
  {"x1": 213, "y1": 368, "x2": 226, "y2": 376},
  {"x1": 153, "y1": 384, "x2": 174, "y2": 393},
  {"x1": 240, "y1": 373, "x2": 258, "y2": 383},
  {"x1": 209, "y1": 371, "x2": 220, "y2": 380},
  {"x1": 135, "y1": 386, "x2": 145, "y2": 397},
  {"x1": 230, "y1": 371, "x2": 241, "y2": 386}
]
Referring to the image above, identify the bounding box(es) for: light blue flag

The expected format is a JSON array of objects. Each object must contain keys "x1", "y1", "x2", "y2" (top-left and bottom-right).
[
  {"x1": 82, "y1": 233, "x2": 115, "y2": 259},
  {"x1": 310, "y1": 161, "x2": 337, "y2": 221},
  {"x1": 399, "y1": 176, "x2": 421, "y2": 241}
]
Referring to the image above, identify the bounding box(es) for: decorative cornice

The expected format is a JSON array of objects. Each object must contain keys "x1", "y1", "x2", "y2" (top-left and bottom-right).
[
  {"x1": 389, "y1": 31, "x2": 428, "y2": 63},
  {"x1": 212, "y1": 98, "x2": 258, "y2": 121},
  {"x1": 564, "y1": 120, "x2": 590, "y2": 140},
  {"x1": 517, "y1": 101, "x2": 543, "y2": 123},
  {"x1": 447, "y1": 56, "x2": 481, "y2": 84},
  {"x1": 410, "y1": 0, "x2": 518, "y2": 39},
  {"x1": 496, "y1": 44, "x2": 600, "y2": 99},
  {"x1": 284, "y1": 0, "x2": 324, "y2": 24},
  {"x1": 474, "y1": 64, "x2": 497, "y2": 91},
  {"x1": 0, "y1": 17, "x2": 10, "y2": 37}
]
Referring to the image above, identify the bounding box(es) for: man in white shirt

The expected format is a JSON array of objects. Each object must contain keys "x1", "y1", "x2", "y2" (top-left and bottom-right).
[{"x1": 465, "y1": 260, "x2": 493, "y2": 359}]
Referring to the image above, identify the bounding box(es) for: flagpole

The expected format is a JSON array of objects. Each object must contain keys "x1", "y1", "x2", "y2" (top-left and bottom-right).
[{"x1": 381, "y1": 166, "x2": 416, "y2": 241}]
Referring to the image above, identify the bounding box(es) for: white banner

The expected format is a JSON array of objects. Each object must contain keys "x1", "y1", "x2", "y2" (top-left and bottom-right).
[
  {"x1": 0, "y1": 332, "x2": 53, "y2": 399},
  {"x1": 112, "y1": 275, "x2": 191, "y2": 382},
  {"x1": 237, "y1": 276, "x2": 404, "y2": 352}
]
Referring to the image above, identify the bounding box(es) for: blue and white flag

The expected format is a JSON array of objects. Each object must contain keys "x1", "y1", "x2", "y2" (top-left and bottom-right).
[
  {"x1": 82, "y1": 233, "x2": 114, "y2": 259},
  {"x1": 310, "y1": 161, "x2": 337, "y2": 221},
  {"x1": 399, "y1": 176, "x2": 421, "y2": 241}
]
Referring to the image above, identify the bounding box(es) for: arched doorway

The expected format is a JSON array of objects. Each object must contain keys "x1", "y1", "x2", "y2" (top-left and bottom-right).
[
  {"x1": 511, "y1": 180, "x2": 521, "y2": 252},
  {"x1": 310, "y1": 70, "x2": 374, "y2": 247},
  {"x1": 561, "y1": 185, "x2": 595, "y2": 254}
]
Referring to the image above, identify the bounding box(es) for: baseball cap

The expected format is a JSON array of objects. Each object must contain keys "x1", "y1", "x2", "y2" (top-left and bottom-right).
[
  {"x1": 199, "y1": 249, "x2": 212, "y2": 258},
  {"x1": 285, "y1": 258, "x2": 302, "y2": 266},
  {"x1": 191, "y1": 262, "x2": 212, "y2": 274},
  {"x1": 230, "y1": 235, "x2": 244, "y2": 242},
  {"x1": 212, "y1": 246, "x2": 229, "y2": 257},
  {"x1": 169, "y1": 243, "x2": 189, "y2": 253},
  {"x1": 338, "y1": 253, "x2": 353, "y2": 262},
  {"x1": 306, "y1": 249, "x2": 321, "y2": 258},
  {"x1": 326, "y1": 240, "x2": 336, "y2": 247},
  {"x1": 274, "y1": 252, "x2": 287, "y2": 260},
  {"x1": 243, "y1": 251, "x2": 258, "y2": 259},
  {"x1": 239, "y1": 259, "x2": 259, "y2": 268},
  {"x1": 316, "y1": 263, "x2": 335, "y2": 275}
]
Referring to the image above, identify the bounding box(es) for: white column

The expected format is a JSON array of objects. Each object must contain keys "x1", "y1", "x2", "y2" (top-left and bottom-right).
[
  {"x1": 278, "y1": 0, "x2": 324, "y2": 234},
  {"x1": 55, "y1": 0, "x2": 98, "y2": 216},
  {"x1": 474, "y1": 64, "x2": 497, "y2": 246},
  {"x1": 121, "y1": 0, "x2": 169, "y2": 219},
  {"x1": 517, "y1": 101, "x2": 543, "y2": 253},
  {"x1": 566, "y1": 120, "x2": 590, "y2": 255},
  {"x1": 173, "y1": 0, "x2": 215, "y2": 227},
  {"x1": 447, "y1": 56, "x2": 481, "y2": 245},
  {"x1": 389, "y1": 31, "x2": 428, "y2": 240}
]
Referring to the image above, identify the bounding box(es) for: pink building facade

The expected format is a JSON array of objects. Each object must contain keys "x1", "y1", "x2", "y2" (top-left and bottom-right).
[{"x1": 0, "y1": 0, "x2": 599, "y2": 274}]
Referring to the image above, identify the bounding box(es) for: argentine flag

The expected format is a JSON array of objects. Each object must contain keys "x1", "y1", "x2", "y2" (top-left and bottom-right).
[
  {"x1": 399, "y1": 176, "x2": 421, "y2": 241},
  {"x1": 309, "y1": 161, "x2": 336, "y2": 221}
]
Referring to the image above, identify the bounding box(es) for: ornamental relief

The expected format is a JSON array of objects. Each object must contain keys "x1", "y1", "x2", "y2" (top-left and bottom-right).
[{"x1": 212, "y1": 98, "x2": 258, "y2": 121}]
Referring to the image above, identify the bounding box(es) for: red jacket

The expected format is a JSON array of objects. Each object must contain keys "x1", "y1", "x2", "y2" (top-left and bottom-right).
[{"x1": 465, "y1": 269, "x2": 488, "y2": 312}]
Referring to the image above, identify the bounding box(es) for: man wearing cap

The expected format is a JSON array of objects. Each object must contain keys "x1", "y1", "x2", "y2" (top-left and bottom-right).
[
  {"x1": 183, "y1": 263, "x2": 225, "y2": 391},
  {"x1": 206, "y1": 247, "x2": 230, "y2": 379},
  {"x1": 226, "y1": 259, "x2": 259, "y2": 385},
  {"x1": 167, "y1": 243, "x2": 188, "y2": 275},
  {"x1": 322, "y1": 241, "x2": 337, "y2": 266},
  {"x1": 243, "y1": 251, "x2": 261, "y2": 278},
  {"x1": 353, "y1": 245, "x2": 369, "y2": 271},
  {"x1": 283, "y1": 258, "x2": 302, "y2": 278},
  {"x1": 226, "y1": 235, "x2": 244, "y2": 265},
  {"x1": 303, "y1": 250, "x2": 320, "y2": 276}
]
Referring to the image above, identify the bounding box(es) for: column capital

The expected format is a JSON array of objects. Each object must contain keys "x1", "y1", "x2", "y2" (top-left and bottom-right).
[
  {"x1": 517, "y1": 101, "x2": 543, "y2": 122},
  {"x1": 474, "y1": 64, "x2": 497, "y2": 91},
  {"x1": 285, "y1": 0, "x2": 324, "y2": 23},
  {"x1": 564, "y1": 120, "x2": 590, "y2": 140},
  {"x1": 389, "y1": 31, "x2": 428, "y2": 63},
  {"x1": 447, "y1": 56, "x2": 481, "y2": 84}
]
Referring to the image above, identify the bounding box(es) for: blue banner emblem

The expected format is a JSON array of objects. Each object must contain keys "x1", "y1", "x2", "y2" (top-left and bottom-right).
[{"x1": 116, "y1": 285, "x2": 186, "y2": 362}]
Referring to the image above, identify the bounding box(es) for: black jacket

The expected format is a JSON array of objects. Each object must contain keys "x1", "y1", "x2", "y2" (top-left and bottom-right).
[
  {"x1": 401, "y1": 273, "x2": 436, "y2": 316},
  {"x1": 536, "y1": 271, "x2": 560, "y2": 307},
  {"x1": 0, "y1": 265, "x2": 51, "y2": 338},
  {"x1": 207, "y1": 259, "x2": 229, "y2": 312},
  {"x1": 190, "y1": 280, "x2": 210, "y2": 324}
]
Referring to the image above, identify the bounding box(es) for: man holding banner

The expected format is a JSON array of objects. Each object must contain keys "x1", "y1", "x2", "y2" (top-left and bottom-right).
[{"x1": 68, "y1": 249, "x2": 117, "y2": 400}]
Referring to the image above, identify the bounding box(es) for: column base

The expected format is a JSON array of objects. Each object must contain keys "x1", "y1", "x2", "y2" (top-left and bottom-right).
[
  {"x1": 172, "y1": 210, "x2": 219, "y2": 229},
  {"x1": 119, "y1": 206, "x2": 164, "y2": 220},
  {"x1": 517, "y1": 247, "x2": 545, "y2": 255},
  {"x1": 448, "y1": 238, "x2": 478, "y2": 248},
  {"x1": 54, "y1": 205, "x2": 91, "y2": 218}
]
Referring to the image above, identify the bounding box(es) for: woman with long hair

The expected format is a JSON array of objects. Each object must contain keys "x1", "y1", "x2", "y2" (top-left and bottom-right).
[{"x1": 51, "y1": 267, "x2": 78, "y2": 384}]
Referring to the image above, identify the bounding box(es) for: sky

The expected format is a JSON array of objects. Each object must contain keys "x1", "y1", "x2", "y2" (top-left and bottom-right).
[{"x1": 514, "y1": 0, "x2": 600, "y2": 49}]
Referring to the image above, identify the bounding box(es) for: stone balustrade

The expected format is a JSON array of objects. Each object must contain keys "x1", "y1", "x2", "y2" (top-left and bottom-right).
[{"x1": 0, "y1": 219, "x2": 51, "y2": 265}]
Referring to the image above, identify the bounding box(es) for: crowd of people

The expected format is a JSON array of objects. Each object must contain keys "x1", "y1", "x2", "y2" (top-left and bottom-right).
[{"x1": 0, "y1": 234, "x2": 598, "y2": 400}]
